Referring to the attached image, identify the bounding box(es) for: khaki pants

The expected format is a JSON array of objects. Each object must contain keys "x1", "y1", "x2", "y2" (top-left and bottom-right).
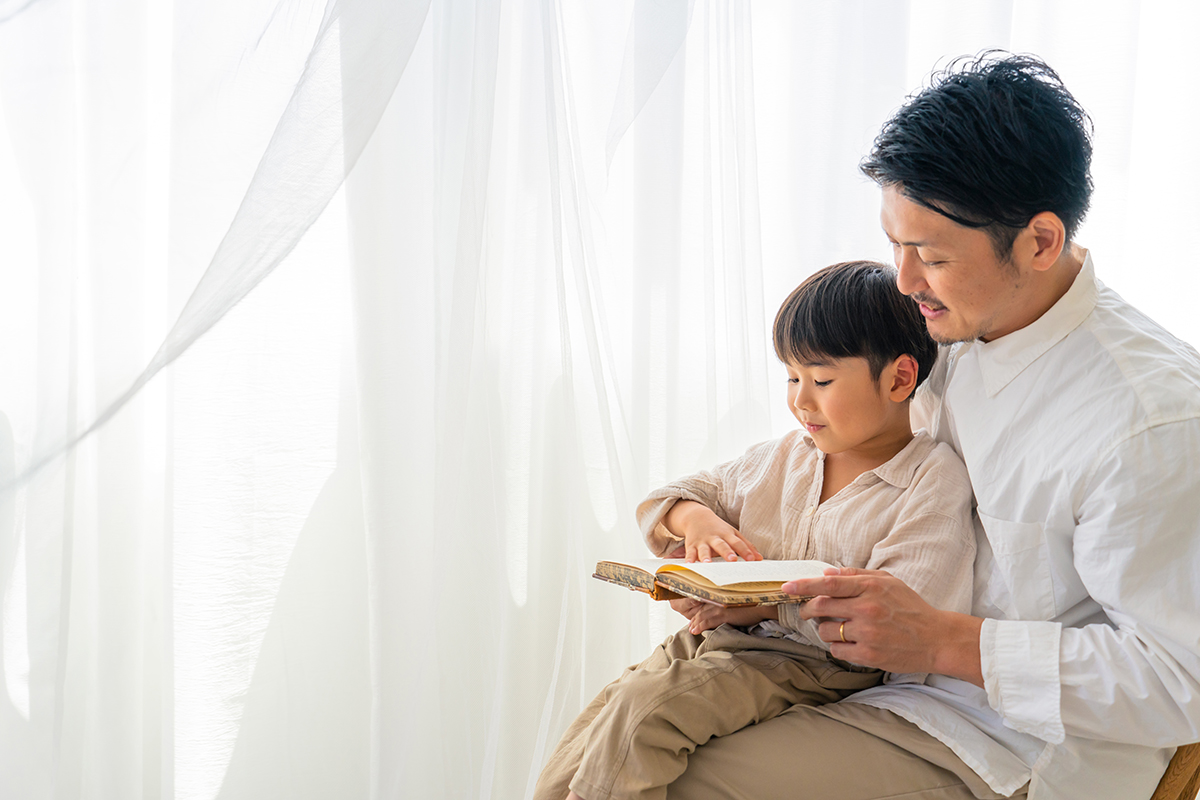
[
  {"x1": 665, "y1": 701, "x2": 1024, "y2": 800},
  {"x1": 534, "y1": 624, "x2": 884, "y2": 800}
]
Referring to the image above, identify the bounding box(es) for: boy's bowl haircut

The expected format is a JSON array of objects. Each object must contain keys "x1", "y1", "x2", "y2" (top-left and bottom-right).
[{"x1": 773, "y1": 261, "x2": 938, "y2": 391}]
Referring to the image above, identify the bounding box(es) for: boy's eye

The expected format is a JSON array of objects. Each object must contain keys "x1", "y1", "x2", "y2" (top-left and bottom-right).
[
  {"x1": 814, "y1": 380, "x2": 832, "y2": 387},
  {"x1": 787, "y1": 377, "x2": 799, "y2": 384}
]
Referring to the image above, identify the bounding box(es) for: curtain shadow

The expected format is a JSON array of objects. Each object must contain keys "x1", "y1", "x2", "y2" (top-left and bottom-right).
[
  {"x1": 605, "y1": 0, "x2": 695, "y2": 168},
  {"x1": 0, "y1": 0, "x2": 40, "y2": 25},
  {"x1": 213, "y1": 464, "x2": 371, "y2": 800},
  {"x1": 0, "y1": 410, "x2": 43, "y2": 800}
]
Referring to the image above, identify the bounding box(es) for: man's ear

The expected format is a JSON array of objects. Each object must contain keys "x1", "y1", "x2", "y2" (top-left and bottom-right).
[
  {"x1": 887, "y1": 354, "x2": 920, "y2": 403},
  {"x1": 1024, "y1": 212, "x2": 1067, "y2": 272}
]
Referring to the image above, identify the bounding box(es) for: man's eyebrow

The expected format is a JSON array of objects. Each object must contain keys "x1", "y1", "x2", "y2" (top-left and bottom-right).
[{"x1": 886, "y1": 235, "x2": 932, "y2": 247}]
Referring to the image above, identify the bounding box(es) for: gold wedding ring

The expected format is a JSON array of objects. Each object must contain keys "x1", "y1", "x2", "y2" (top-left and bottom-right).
[{"x1": 839, "y1": 621, "x2": 847, "y2": 643}]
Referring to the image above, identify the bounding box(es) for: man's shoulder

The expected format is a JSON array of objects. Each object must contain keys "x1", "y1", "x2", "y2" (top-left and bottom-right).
[{"x1": 1074, "y1": 283, "x2": 1200, "y2": 421}]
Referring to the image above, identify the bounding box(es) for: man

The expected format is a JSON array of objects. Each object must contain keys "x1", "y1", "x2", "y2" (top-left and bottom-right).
[{"x1": 666, "y1": 53, "x2": 1200, "y2": 800}]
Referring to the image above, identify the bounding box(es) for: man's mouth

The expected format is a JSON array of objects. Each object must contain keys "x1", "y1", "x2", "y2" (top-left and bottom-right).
[{"x1": 913, "y1": 294, "x2": 947, "y2": 319}]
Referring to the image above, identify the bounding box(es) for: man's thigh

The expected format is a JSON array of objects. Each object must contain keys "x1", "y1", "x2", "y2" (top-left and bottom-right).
[{"x1": 666, "y1": 703, "x2": 1018, "y2": 800}]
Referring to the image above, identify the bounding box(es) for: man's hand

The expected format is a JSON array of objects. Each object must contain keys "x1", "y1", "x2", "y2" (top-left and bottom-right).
[
  {"x1": 687, "y1": 603, "x2": 778, "y2": 635},
  {"x1": 663, "y1": 500, "x2": 763, "y2": 563},
  {"x1": 784, "y1": 567, "x2": 985, "y2": 686}
]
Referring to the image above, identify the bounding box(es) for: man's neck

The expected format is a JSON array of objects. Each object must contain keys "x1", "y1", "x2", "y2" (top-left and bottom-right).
[{"x1": 980, "y1": 244, "x2": 1085, "y2": 343}]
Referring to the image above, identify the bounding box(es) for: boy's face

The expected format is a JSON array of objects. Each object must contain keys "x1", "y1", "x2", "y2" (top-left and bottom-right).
[{"x1": 786, "y1": 356, "x2": 905, "y2": 455}]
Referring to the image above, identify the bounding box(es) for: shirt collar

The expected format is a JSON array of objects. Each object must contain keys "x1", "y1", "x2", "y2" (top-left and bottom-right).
[
  {"x1": 868, "y1": 430, "x2": 938, "y2": 489},
  {"x1": 970, "y1": 250, "x2": 1099, "y2": 398}
]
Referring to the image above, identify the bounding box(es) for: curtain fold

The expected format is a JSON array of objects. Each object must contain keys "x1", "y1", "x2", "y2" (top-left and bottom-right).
[{"x1": 0, "y1": 1, "x2": 1197, "y2": 798}]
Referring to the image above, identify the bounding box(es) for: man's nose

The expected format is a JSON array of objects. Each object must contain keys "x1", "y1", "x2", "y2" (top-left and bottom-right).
[{"x1": 894, "y1": 247, "x2": 926, "y2": 296}]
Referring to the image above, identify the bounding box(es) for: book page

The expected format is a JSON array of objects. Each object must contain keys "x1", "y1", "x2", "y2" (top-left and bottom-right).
[{"x1": 599, "y1": 558, "x2": 834, "y2": 587}]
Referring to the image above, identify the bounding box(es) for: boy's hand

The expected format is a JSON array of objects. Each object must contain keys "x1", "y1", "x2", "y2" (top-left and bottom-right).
[
  {"x1": 688, "y1": 603, "x2": 778, "y2": 635},
  {"x1": 668, "y1": 597, "x2": 704, "y2": 620},
  {"x1": 663, "y1": 500, "x2": 763, "y2": 563}
]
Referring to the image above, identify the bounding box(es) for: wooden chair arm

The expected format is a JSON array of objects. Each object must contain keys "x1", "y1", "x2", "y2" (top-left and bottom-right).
[{"x1": 1150, "y1": 741, "x2": 1200, "y2": 800}]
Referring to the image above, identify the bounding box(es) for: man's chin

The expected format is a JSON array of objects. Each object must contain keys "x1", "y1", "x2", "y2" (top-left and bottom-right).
[{"x1": 925, "y1": 319, "x2": 977, "y2": 345}]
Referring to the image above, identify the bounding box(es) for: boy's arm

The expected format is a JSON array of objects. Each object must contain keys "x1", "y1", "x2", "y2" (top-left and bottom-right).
[{"x1": 636, "y1": 438, "x2": 784, "y2": 561}]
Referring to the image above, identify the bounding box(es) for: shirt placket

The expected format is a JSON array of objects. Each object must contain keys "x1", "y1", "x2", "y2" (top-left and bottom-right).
[{"x1": 795, "y1": 454, "x2": 825, "y2": 560}]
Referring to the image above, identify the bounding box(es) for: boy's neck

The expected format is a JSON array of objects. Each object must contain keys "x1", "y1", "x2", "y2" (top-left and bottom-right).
[{"x1": 820, "y1": 420, "x2": 914, "y2": 502}]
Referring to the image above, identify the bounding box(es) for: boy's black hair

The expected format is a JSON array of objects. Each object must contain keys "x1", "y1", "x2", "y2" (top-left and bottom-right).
[
  {"x1": 773, "y1": 260, "x2": 938, "y2": 393},
  {"x1": 860, "y1": 51, "x2": 1093, "y2": 258}
]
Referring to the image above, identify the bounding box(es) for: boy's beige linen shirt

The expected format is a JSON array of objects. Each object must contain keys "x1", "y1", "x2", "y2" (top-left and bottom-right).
[{"x1": 636, "y1": 429, "x2": 976, "y2": 647}]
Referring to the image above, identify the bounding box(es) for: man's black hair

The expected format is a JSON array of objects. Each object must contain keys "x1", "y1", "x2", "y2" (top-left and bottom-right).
[
  {"x1": 860, "y1": 51, "x2": 1093, "y2": 257},
  {"x1": 773, "y1": 260, "x2": 938, "y2": 393}
]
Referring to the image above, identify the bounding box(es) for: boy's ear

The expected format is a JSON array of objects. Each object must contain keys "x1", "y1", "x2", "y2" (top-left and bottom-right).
[{"x1": 887, "y1": 354, "x2": 919, "y2": 402}]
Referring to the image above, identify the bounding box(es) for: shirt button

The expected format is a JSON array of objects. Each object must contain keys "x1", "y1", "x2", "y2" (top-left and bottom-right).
[{"x1": 805, "y1": 506, "x2": 815, "y2": 517}]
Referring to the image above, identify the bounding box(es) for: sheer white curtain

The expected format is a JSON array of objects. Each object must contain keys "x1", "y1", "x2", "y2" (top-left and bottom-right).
[{"x1": 1, "y1": 1, "x2": 1197, "y2": 798}]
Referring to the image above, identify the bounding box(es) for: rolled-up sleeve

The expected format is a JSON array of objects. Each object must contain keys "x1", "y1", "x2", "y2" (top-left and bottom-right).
[{"x1": 634, "y1": 438, "x2": 776, "y2": 557}]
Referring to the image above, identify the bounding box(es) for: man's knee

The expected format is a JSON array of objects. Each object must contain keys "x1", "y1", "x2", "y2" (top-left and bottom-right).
[{"x1": 666, "y1": 705, "x2": 984, "y2": 800}]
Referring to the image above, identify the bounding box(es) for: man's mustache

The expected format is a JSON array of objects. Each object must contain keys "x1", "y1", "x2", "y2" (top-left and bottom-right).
[{"x1": 911, "y1": 293, "x2": 945, "y2": 311}]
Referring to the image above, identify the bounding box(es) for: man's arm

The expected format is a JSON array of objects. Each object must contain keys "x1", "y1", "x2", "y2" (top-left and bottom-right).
[
  {"x1": 783, "y1": 569, "x2": 984, "y2": 685},
  {"x1": 789, "y1": 421, "x2": 1200, "y2": 748},
  {"x1": 1004, "y1": 421, "x2": 1200, "y2": 745}
]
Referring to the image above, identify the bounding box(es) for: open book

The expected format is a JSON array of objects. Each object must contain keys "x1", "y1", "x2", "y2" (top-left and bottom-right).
[{"x1": 593, "y1": 557, "x2": 835, "y2": 607}]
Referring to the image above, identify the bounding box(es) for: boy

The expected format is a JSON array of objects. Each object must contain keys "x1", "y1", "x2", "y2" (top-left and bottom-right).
[{"x1": 534, "y1": 260, "x2": 976, "y2": 800}]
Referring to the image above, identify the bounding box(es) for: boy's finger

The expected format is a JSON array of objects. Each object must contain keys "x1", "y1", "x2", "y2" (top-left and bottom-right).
[
  {"x1": 728, "y1": 536, "x2": 760, "y2": 561},
  {"x1": 697, "y1": 543, "x2": 713, "y2": 562},
  {"x1": 711, "y1": 538, "x2": 737, "y2": 562}
]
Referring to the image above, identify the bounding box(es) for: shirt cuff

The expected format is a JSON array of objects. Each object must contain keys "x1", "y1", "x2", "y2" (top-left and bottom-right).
[
  {"x1": 981, "y1": 617, "x2": 1064, "y2": 743},
  {"x1": 636, "y1": 497, "x2": 683, "y2": 556}
]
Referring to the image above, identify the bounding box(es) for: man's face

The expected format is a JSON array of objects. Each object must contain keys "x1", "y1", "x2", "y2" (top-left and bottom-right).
[{"x1": 880, "y1": 186, "x2": 1025, "y2": 344}]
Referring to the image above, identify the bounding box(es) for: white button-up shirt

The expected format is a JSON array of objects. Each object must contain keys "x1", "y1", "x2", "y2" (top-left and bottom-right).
[{"x1": 845, "y1": 252, "x2": 1200, "y2": 799}]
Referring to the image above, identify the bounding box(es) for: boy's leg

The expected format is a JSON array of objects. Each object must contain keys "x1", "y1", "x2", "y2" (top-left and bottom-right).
[
  {"x1": 534, "y1": 688, "x2": 612, "y2": 800},
  {"x1": 570, "y1": 626, "x2": 880, "y2": 800},
  {"x1": 532, "y1": 629, "x2": 709, "y2": 800}
]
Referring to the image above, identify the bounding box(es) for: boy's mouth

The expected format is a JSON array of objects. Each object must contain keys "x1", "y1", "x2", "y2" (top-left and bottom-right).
[{"x1": 803, "y1": 422, "x2": 825, "y2": 433}]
